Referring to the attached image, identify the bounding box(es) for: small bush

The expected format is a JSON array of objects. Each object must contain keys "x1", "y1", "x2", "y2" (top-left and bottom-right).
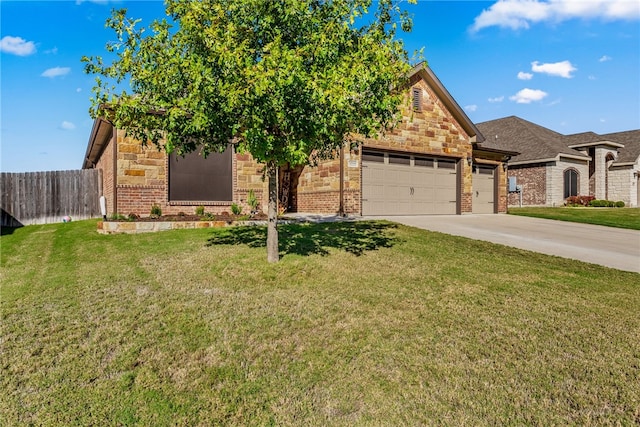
[
  {"x1": 615, "y1": 201, "x2": 625, "y2": 208},
  {"x1": 247, "y1": 190, "x2": 259, "y2": 213},
  {"x1": 109, "y1": 213, "x2": 126, "y2": 220},
  {"x1": 195, "y1": 205, "x2": 205, "y2": 216},
  {"x1": 150, "y1": 204, "x2": 162, "y2": 218},
  {"x1": 177, "y1": 211, "x2": 186, "y2": 216},
  {"x1": 231, "y1": 203, "x2": 242, "y2": 216},
  {"x1": 590, "y1": 199, "x2": 617, "y2": 207},
  {"x1": 565, "y1": 195, "x2": 595, "y2": 207},
  {"x1": 127, "y1": 213, "x2": 140, "y2": 221}
]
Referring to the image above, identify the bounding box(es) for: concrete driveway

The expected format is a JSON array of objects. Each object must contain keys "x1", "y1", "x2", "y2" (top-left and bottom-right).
[{"x1": 370, "y1": 214, "x2": 640, "y2": 273}]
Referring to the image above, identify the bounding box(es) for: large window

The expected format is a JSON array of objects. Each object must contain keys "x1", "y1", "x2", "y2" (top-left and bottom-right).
[
  {"x1": 563, "y1": 168, "x2": 578, "y2": 199},
  {"x1": 168, "y1": 147, "x2": 233, "y2": 202}
]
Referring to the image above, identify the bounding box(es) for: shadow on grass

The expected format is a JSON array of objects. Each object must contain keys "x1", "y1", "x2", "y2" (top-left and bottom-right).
[{"x1": 206, "y1": 220, "x2": 398, "y2": 257}]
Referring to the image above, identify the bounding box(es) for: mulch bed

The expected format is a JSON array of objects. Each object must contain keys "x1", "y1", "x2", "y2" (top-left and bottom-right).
[{"x1": 112, "y1": 213, "x2": 269, "y2": 222}]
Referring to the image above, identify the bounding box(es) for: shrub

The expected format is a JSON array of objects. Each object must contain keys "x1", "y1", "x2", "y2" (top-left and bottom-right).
[
  {"x1": 231, "y1": 203, "x2": 242, "y2": 216},
  {"x1": 177, "y1": 211, "x2": 186, "y2": 216},
  {"x1": 127, "y1": 213, "x2": 140, "y2": 221},
  {"x1": 247, "y1": 190, "x2": 259, "y2": 213},
  {"x1": 195, "y1": 205, "x2": 205, "y2": 216},
  {"x1": 565, "y1": 195, "x2": 595, "y2": 207},
  {"x1": 615, "y1": 201, "x2": 625, "y2": 208},
  {"x1": 590, "y1": 199, "x2": 617, "y2": 207},
  {"x1": 150, "y1": 204, "x2": 162, "y2": 218},
  {"x1": 109, "y1": 213, "x2": 126, "y2": 220}
]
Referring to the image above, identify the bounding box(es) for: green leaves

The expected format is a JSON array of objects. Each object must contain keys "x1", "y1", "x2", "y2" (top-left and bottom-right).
[{"x1": 83, "y1": 0, "x2": 413, "y2": 163}]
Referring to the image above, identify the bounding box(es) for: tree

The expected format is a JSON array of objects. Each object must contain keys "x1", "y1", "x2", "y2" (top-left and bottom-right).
[{"x1": 83, "y1": 0, "x2": 415, "y2": 263}]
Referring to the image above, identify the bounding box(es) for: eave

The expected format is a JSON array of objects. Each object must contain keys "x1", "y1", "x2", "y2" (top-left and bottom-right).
[
  {"x1": 568, "y1": 141, "x2": 624, "y2": 149},
  {"x1": 82, "y1": 117, "x2": 113, "y2": 169}
]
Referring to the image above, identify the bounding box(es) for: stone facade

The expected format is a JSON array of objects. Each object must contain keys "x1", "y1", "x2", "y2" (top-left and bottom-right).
[
  {"x1": 292, "y1": 73, "x2": 497, "y2": 215},
  {"x1": 608, "y1": 166, "x2": 638, "y2": 207},
  {"x1": 90, "y1": 68, "x2": 510, "y2": 217},
  {"x1": 548, "y1": 159, "x2": 590, "y2": 207}
]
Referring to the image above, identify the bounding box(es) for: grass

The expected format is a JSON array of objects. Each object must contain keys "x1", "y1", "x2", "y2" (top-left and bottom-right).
[
  {"x1": 1, "y1": 219, "x2": 639, "y2": 425},
  {"x1": 508, "y1": 206, "x2": 640, "y2": 230}
]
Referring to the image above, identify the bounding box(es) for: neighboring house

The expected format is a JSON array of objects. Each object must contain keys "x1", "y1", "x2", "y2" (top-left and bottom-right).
[
  {"x1": 83, "y1": 63, "x2": 515, "y2": 217},
  {"x1": 476, "y1": 116, "x2": 640, "y2": 207}
]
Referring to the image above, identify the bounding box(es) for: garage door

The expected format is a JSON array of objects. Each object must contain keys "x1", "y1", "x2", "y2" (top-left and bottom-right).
[
  {"x1": 472, "y1": 165, "x2": 495, "y2": 214},
  {"x1": 362, "y1": 150, "x2": 458, "y2": 215}
]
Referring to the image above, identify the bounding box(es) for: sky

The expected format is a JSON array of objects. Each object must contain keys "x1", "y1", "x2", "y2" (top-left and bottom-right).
[{"x1": 1, "y1": 0, "x2": 639, "y2": 173}]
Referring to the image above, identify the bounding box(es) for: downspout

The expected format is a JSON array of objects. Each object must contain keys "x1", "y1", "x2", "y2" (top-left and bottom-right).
[
  {"x1": 112, "y1": 125, "x2": 118, "y2": 215},
  {"x1": 338, "y1": 144, "x2": 345, "y2": 217}
]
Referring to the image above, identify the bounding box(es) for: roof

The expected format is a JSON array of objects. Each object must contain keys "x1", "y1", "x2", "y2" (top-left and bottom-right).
[
  {"x1": 83, "y1": 118, "x2": 113, "y2": 169},
  {"x1": 602, "y1": 130, "x2": 640, "y2": 165},
  {"x1": 475, "y1": 116, "x2": 589, "y2": 164},
  {"x1": 409, "y1": 62, "x2": 485, "y2": 143}
]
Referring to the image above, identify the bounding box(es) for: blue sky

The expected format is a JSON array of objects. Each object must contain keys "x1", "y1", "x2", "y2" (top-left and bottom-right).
[{"x1": 1, "y1": 0, "x2": 639, "y2": 173}]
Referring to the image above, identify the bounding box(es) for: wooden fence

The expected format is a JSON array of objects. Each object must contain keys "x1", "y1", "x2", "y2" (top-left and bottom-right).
[{"x1": 0, "y1": 169, "x2": 102, "y2": 227}]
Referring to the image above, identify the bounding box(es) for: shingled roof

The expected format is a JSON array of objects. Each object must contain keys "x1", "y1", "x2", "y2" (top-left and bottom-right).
[
  {"x1": 602, "y1": 130, "x2": 640, "y2": 165},
  {"x1": 475, "y1": 116, "x2": 589, "y2": 164}
]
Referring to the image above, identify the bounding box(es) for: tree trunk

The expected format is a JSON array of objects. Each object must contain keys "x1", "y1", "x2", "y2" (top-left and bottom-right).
[{"x1": 267, "y1": 161, "x2": 279, "y2": 263}]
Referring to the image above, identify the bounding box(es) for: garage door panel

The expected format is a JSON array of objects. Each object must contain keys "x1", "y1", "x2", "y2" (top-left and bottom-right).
[
  {"x1": 362, "y1": 152, "x2": 459, "y2": 215},
  {"x1": 472, "y1": 166, "x2": 495, "y2": 214}
]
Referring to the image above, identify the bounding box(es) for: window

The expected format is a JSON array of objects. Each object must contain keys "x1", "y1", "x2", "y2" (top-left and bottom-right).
[
  {"x1": 563, "y1": 168, "x2": 578, "y2": 199},
  {"x1": 168, "y1": 147, "x2": 233, "y2": 201},
  {"x1": 389, "y1": 154, "x2": 410, "y2": 165},
  {"x1": 437, "y1": 159, "x2": 456, "y2": 170},
  {"x1": 362, "y1": 150, "x2": 385, "y2": 163},
  {"x1": 414, "y1": 157, "x2": 434, "y2": 168}
]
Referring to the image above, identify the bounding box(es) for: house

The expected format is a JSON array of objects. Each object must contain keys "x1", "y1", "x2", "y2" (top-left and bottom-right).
[
  {"x1": 82, "y1": 63, "x2": 516, "y2": 217},
  {"x1": 476, "y1": 116, "x2": 640, "y2": 207}
]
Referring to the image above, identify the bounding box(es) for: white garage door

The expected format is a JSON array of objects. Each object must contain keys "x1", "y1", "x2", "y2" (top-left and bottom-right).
[
  {"x1": 362, "y1": 150, "x2": 458, "y2": 215},
  {"x1": 472, "y1": 165, "x2": 496, "y2": 214}
]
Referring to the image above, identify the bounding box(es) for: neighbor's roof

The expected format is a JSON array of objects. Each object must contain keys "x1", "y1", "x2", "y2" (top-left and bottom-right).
[
  {"x1": 475, "y1": 116, "x2": 589, "y2": 164},
  {"x1": 603, "y1": 130, "x2": 640, "y2": 165}
]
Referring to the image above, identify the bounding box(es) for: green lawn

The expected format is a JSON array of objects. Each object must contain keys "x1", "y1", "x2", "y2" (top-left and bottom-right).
[
  {"x1": 2, "y1": 219, "x2": 639, "y2": 425},
  {"x1": 508, "y1": 206, "x2": 640, "y2": 230}
]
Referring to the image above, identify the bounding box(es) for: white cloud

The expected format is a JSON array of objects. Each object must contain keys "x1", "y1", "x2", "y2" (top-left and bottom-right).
[
  {"x1": 464, "y1": 104, "x2": 478, "y2": 112},
  {"x1": 488, "y1": 96, "x2": 505, "y2": 103},
  {"x1": 60, "y1": 121, "x2": 76, "y2": 130},
  {"x1": 41, "y1": 67, "x2": 71, "y2": 78},
  {"x1": 45, "y1": 47, "x2": 59, "y2": 55},
  {"x1": 509, "y1": 88, "x2": 548, "y2": 103},
  {"x1": 76, "y1": 88, "x2": 82, "y2": 93},
  {"x1": 531, "y1": 60, "x2": 577, "y2": 78},
  {"x1": 470, "y1": 0, "x2": 640, "y2": 32},
  {"x1": 0, "y1": 36, "x2": 36, "y2": 56},
  {"x1": 517, "y1": 71, "x2": 533, "y2": 80},
  {"x1": 599, "y1": 55, "x2": 612, "y2": 62},
  {"x1": 588, "y1": 75, "x2": 597, "y2": 80}
]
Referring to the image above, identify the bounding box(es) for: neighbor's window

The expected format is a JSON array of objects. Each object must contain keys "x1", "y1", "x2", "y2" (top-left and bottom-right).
[
  {"x1": 168, "y1": 146, "x2": 233, "y2": 202},
  {"x1": 563, "y1": 168, "x2": 578, "y2": 199}
]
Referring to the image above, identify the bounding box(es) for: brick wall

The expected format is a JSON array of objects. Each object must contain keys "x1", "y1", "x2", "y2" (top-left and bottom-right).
[
  {"x1": 95, "y1": 131, "x2": 116, "y2": 215},
  {"x1": 507, "y1": 164, "x2": 546, "y2": 206},
  {"x1": 111, "y1": 130, "x2": 269, "y2": 217}
]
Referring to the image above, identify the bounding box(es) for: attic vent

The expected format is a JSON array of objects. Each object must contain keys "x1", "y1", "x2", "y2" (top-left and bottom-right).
[{"x1": 412, "y1": 88, "x2": 422, "y2": 111}]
